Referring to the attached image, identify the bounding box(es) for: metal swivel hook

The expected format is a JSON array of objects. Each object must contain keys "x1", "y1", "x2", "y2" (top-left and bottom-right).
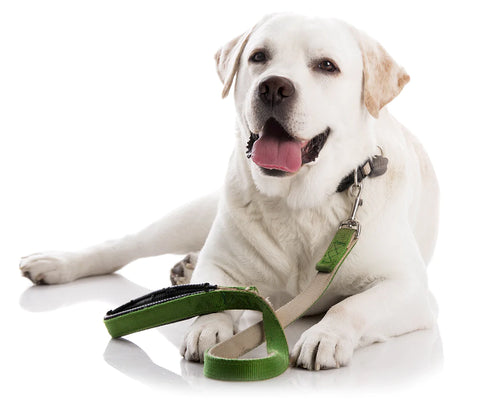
[{"x1": 340, "y1": 169, "x2": 363, "y2": 238}]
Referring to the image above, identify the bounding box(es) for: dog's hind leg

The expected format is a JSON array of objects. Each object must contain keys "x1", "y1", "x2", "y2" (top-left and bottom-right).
[
  {"x1": 19, "y1": 191, "x2": 219, "y2": 285},
  {"x1": 170, "y1": 252, "x2": 199, "y2": 285}
]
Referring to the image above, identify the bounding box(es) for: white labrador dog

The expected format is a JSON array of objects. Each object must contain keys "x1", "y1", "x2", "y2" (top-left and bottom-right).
[{"x1": 20, "y1": 13, "x2": 439, "y2": 370}]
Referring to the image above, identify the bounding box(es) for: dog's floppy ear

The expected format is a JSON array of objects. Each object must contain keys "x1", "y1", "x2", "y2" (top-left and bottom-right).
[
  {"x1": 215, "y1": 14, "x2": 275, "y2": 98},
  {"x1": 215, "y1": 30, "x2": 253, "y2": 99},
  {"x1": 353, "y1": 28, "x2": 410, "y2": 118}
]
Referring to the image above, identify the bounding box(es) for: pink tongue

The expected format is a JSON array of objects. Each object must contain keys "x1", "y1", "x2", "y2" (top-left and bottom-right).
[{"x1": 251, "y1": 119, "x2": 302, "y2": 173}]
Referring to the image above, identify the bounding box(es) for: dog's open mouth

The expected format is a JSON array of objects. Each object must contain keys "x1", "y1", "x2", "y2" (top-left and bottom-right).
[{"x1": 246, "y1": 118, "x2": 330, "y2": 176}]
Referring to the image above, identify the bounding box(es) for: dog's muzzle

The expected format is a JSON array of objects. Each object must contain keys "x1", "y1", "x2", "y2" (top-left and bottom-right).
[{"x1": 246, "y1": 118, "x2": 330, "y2": 176}]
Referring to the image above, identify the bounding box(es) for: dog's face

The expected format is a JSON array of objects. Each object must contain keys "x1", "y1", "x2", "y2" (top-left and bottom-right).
[{"x1": 215, "y1": 14, "x2": 409, "y2": 205}]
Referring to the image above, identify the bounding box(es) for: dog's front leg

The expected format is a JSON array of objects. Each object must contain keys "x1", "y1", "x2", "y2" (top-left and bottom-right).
[
  {"x1": 180, "y1": 259, "x2": 244, "y2": 362},
  {"x1": 291, "y1": 278, "x2": 436, "y2": 370},
  {"x1": 181, "y1": 311, "x2": 239, "y2": 362}
]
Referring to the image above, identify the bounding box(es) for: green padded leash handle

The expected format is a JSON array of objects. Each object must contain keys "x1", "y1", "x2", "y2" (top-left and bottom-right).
[
  {"x1": 104, "y1": 227, "x2": 358, "y2": 381},
  {"x1": 104, "y1": 284, "x2": 289, "y2": 381}
]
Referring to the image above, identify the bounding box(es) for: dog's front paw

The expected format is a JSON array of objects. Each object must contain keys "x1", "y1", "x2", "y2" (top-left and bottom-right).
[
  {"x1": 19, "y1": 251, "x2": 83, "y2": 285},
  {"x1": 291, "y1": 322, "x2": 355, "y2": 370},
  {"x1": 180, "y1": 312, "x2": 235, "y2": 362}
]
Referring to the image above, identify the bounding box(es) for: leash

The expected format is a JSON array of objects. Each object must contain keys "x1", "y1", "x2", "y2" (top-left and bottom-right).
[{"x1": 104, "y1": 170, "x2": 366, "y2": 381}]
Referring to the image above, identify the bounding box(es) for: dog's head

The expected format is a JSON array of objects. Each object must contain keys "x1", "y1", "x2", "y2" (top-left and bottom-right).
[{"x1": 215, "y1": 14, "x2": 409, "y2": 206}]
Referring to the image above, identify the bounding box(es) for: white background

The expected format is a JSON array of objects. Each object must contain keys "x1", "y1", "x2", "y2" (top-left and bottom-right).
[{"x1": 1, "y1": 0, "x2": 479, "y2": 409}]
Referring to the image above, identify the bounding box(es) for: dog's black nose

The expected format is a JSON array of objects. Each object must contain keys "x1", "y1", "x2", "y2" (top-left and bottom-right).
[{"x1": 258, "y1": 76, "x2": 295, "y2": 107}]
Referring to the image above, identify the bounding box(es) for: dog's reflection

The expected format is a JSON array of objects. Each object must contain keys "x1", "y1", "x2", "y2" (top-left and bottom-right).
[
  {"x1": 19, "y1": 273, "x2": 152, "y2": 312},
  {"x1": 104, "y1": 314, "x2": 443, "y2": 390}
]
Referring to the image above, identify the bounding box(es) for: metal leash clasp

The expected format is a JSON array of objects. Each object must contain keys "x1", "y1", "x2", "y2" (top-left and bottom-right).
[{"x1": 339, "y1": 169, "x2": 363, "y2": 238}]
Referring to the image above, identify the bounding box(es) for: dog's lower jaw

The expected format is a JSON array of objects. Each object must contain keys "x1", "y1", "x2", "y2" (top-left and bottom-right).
[
  {"x1": 248, "y1": 161, "x2": 294, "y2": 199},
  {"x1": 245, "y1": 155, "x2": 339, "y2": 210}
]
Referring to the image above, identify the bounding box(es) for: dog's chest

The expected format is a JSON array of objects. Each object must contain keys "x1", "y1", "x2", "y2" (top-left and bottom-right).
[
  {"x1": 226, "y1": 191, "x2": 383, "y2": 309},
  {"x1": 243, "y1": 199, "x2": 341, "y2": 294}
]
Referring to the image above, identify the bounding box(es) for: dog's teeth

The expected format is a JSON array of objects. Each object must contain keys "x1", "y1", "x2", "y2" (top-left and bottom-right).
[{"x1": 246, "y1": 133, "x2": 259, "y2": 159}]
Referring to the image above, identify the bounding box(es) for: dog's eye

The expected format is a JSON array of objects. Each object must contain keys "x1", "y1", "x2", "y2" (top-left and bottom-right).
[
  {"x1": 315, "y1": 59, "x2": 339, "y2": 73},
  {"x1": 250, "y1": 51, "x2": 267, "y2": 63}
]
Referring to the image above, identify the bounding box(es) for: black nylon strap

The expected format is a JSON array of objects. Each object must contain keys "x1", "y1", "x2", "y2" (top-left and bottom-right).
[
  {"x1": 105, "y1": 283, "x2": 218, "y2": 319},
  {"x1": 336, "y1": 155, "x2": 388, "y2": 193}
]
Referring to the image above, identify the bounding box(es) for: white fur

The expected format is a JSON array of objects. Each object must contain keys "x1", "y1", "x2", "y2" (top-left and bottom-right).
[{"x1": 19, "y1": 14, "x2": 439, "y2": 371}]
